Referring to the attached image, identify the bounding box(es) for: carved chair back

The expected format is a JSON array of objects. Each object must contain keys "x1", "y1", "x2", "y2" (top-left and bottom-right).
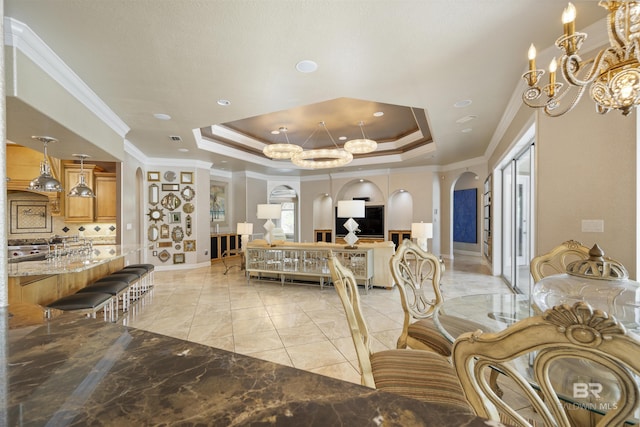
[
  {"x1": 452, "y1": 302, "x2": 640, "y2": 427},
  {"x1": 327, "y1": 251, "x2": 376, "y2": 387},
  {"x1": 530, "y1": 240, "x2": 590, "y2": 282}
]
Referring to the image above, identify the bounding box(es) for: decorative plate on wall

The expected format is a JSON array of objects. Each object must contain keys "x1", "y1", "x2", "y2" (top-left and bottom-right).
[
  {"x1": 158, "y1": 249, "x2": 171, "y2": 262},
  {"x1": 164, "y1": 170, "x2": 177, "y2": 182},
  {"x1": 183, "y1": 202, "x2": 194, "y2": 213}
]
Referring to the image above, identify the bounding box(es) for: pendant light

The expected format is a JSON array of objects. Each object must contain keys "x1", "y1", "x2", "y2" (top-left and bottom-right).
[
  {"x1": 68, "y1": 154, "x2": 96, "y2": 198},
  {"x1": 27, "y1": 136, "x2": 63, "y2": 192}
]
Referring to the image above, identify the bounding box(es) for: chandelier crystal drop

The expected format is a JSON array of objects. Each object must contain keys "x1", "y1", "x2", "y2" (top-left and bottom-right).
[
  {"x1": 344, "y1": 121, "x2": 377, "y2": 154},
  {"x1": 522, "y1": 1, "x2": 640, "y2": 117}
]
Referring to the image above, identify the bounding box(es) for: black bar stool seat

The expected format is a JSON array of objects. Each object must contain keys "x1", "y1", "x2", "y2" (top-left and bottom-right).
[
  {"x1": 46, "y1": 292, "x2": 113, "y2": 321},
  {"x1": 79, "y1": 280, "x2": 131, "y2": 313}
]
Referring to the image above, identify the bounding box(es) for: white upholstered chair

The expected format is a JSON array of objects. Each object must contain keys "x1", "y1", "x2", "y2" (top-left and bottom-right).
[
  {"x1": 327, "y1": 251, "x2": 472, "y2": 411},
  {"x1": 389, "y1": 239, "x2": 454, "y2": 355},
  {"x1": 453, "y1": 301, "x2": 640, "y2": 427}
]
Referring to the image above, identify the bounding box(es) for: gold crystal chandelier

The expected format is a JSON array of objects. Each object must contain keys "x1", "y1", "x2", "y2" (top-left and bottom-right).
[
  {"x1": 522, "y1": 1, "x2": 640, "y2": 117},
  {"x1": 263, "y1": 121, "x2": 379, "y2": 169}
]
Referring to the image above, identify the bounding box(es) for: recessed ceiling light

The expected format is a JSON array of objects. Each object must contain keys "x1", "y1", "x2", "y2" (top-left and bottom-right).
[
  {"x1": 271, "y1": 130, "x2": 280, "y2": 135},
  {"x1": 373, "y1": 111, "x2": 384, "y2": 117},
  {"x1": 295, "y1": 60, "x2": 318, "y2": 73},
  {"x1": 178, "y1": 148, "x2": 189, "y2": 152},
  {"x1": 217, "y1": 99, "x2": 231, "y2": 106},
  {"x1": 461, "y1": 128, "x2": 473, "y2": 133},
  {"x1": 153, "y1": 113, "x2": 171, "y2": 120},
  {"x1": 456, "y1": 115, "x2": 477, "y2": 124},
  {"x1": 220, "y1": 160, "x2": 228, "y2": 163},
  {"x1": 338, "y1": 136, "x2": 347, "y2": 141},
  {"x1": 454, "y1": 99, "x2": 473, "y2": 108}
]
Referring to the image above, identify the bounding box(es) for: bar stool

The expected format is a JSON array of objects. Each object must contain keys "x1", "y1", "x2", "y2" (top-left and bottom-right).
[
  {"x1": 95, "y1": 272, "x2": 142, "y2": 301},
  {"x1": 122, "y1": 264, "x2": 155, "y2": 291},
  {"x1": 45, "y1": 292, "x2": 114, "y2": 322},
  {"x1": 78, "y1": 280, "x2": 130, "y2": 313},
  {"x1": 115, "y1": 267, "x2": 148, "y2": 297}
]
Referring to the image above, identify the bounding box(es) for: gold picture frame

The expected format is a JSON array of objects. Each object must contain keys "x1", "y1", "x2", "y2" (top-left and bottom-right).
[
  {"x1": 184, "y1": 240, "x2": 196, "y2": 252},
  {"x1": 181, "y1": 171, "x2": 193, "y2": 184},
  {"x1": 173, "y1": 253, "x2": 185, "y2": 264},
  {"x1": 147, "y1": 171, "x2": 160, "y2": 181}
]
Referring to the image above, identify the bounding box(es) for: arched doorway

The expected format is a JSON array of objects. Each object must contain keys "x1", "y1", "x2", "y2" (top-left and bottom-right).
[{"x1": 269, "y1": 185, "x2": 298, "y2": 242}]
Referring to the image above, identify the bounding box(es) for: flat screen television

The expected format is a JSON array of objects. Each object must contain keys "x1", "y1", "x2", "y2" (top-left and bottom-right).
[{"x1": 335, "y1": 205, "x2": 385, "y2": 239}]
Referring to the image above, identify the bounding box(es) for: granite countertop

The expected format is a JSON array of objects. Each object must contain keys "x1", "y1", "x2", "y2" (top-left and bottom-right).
[
  {"x1": 3, "y1": 311, "x2": 494, "y2": 426},
  {"x1": 7, "y1": 245, "x2": 142, "y2": 277}
]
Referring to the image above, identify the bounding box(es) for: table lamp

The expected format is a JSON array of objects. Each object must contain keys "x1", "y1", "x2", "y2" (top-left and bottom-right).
[
  {"x1": 236, "y1": 222, "x2": 253, "y2": 251},
  {"x1": 337, "y1": 200, "x2": 365, "y2": 248},
  {"x1": 257, "y1": 204, "x2": 281, "y2": 245},
  {"x1": 411, "y1": 222, "x2": 433, "y2": 252}
]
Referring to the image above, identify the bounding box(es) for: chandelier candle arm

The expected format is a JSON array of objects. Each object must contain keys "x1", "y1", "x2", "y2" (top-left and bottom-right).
[{"x1": 521, "y1": 1, "x2": 640, "y2": 117}]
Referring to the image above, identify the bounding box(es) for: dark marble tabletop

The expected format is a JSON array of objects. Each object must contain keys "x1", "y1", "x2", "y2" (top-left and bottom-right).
[{"x1": 2, "y1": 309, "x2": 495, "y2": 426}]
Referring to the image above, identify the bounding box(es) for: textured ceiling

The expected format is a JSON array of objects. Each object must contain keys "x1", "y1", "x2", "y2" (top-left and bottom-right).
[{"x1": 4, "y1": 1, "x2": 607, "y2": 176}]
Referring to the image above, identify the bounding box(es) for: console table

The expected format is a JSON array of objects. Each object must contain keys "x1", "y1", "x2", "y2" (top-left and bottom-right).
[{"x1": 245, "y1": 245, "x2": 374, "y2": 290}]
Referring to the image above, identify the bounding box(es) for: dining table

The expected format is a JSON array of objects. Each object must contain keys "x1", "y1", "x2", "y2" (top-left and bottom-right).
[
  {"x1": 2, "y1": 304, "x2": 494, "y2": 426},
  {"x1": 433, "y1": 292, "x2": 639, "y2": 425}
]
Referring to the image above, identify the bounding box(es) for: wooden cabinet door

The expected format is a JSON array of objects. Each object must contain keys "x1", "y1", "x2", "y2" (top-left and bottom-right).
[
  {"x1": 64, "y1": 166, "x2": 94, "y2": 222},
  {"x1": 94, "y1": 173, "x2": 116, "y2": 222}
]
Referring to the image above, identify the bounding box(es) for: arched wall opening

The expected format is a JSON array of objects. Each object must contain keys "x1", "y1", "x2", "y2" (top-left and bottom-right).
[{"x1": 450, "y1": 171, "x2": 481, "y2": 256}]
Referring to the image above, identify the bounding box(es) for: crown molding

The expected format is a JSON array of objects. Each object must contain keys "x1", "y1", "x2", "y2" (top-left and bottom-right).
[{"x1": 4, "y1": 18, "x2": 130, "y2": 138}]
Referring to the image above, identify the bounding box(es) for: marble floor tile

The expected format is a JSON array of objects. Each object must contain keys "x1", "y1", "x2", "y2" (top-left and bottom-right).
[
  {"x1": 286, "y1": 340, "x2": 347, "y2": 370},
  {"x1": 234, "y1": 329, "x2": 283, "y2": 354},
  {"x1": 118, "y1": 254, "x2": 534, "y2": 418}
]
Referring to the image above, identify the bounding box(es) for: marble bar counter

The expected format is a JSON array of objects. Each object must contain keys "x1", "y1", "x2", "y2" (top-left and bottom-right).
[
  {"x1": 3, "y1": 312, "x2": 492, "y2": 426},
  {"x1": 7, "y1": 245, "x2": 142, "y2": 306}
]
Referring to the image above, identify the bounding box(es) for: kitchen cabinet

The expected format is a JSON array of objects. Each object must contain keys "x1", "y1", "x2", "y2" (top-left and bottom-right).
[
  {"x1": 64, "y1": 163, "x2": 116, "y2": 223},
  {"x1": 64, "y1": 163, "x2": 96, "y2": 222},
  {"x1": 94, "y1": 172, "x2": 117, "y2": 222}
]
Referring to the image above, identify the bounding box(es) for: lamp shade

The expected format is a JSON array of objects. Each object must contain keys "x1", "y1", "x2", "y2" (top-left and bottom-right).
[
  {"x1": 411, "y1": 222, "x2": 433, "y2": 239},
  {"x1": 257, "y1": 204, "x2": 281, "y2": 219},
  {"x1": 337, "y1": 200, "x2": 365, "y2": 218},
  {"x1": 237, "y1": 222, "x2": 253, "y2": 235}
]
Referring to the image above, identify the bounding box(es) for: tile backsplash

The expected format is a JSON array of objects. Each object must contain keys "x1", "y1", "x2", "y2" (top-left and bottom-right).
[{"x1": 7, "y1": 191, "x2": 116, "y2": 243}]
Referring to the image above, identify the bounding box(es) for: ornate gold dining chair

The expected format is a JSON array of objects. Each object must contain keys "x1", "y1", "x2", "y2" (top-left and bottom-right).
[
  {"x1": 327, "y1": 252, "x2": 472, "y2": 412},
  {"x1": 389, "y1": 239, "x2": 454, "y2": 355},
  {"x1": 453, "y1": 301, "x2": 640, "y2": 427},
  {"x1": 530, "y1": 239, "x2": 591, "y2": 283}
]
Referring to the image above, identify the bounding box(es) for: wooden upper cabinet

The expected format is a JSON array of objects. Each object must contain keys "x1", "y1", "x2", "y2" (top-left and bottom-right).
[
  {"x1": 64, "y1": 163, "x2": 96, "y2": 222},
  {"x1": 94, "y1": 172, "x2": 117, "y2": 222},
  {"x1": 63, "y1": 163, "x2": 116, "y2": 223}
]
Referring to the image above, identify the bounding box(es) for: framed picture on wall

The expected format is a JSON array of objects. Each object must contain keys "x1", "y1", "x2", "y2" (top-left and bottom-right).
[
  {"x1": 147, "y1": 171, "x2": 160, "y2": 181},
  {"x1": 181, "y1": 172, "x2": 193, "y2": 184},
  {"x1": 210, "y1": 181, "x2": 227, "y2": 225}
]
